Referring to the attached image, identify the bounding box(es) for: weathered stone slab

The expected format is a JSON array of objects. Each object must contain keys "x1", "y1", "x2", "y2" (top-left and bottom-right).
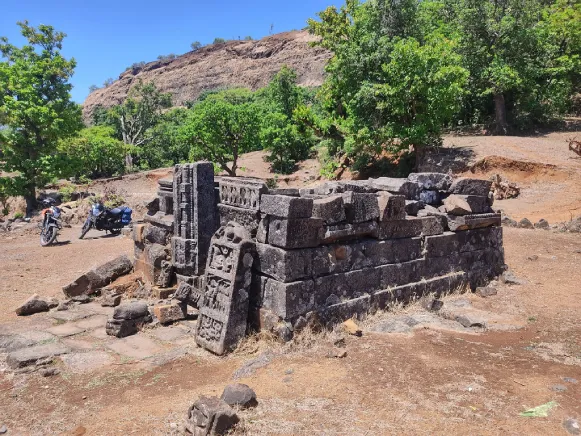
[
  {"x1": 262, "y1": 278, "x2": 315, "y2": 319},
  {"x1": 218, "y1": 204, "x2": 260, "y2": 237},
  {"x1": 312, "y1": 195, "x2": 346, "y2": 225},
  {"x1": 369, "y1": 177, "x2": 420, "y2": 200},
  {"x1": 253, "y1": 243, "x2": 312, "y2": 283},
  {"x1": 219, "y1": 177, "x2": 267, "y2": 210},
  {"x1": 260, "y1": 195, "x2": 313, "y2": 218},
  {"x1": 443, "y1": 195, "x2": 491, "y2": 215},
  {"x1": 365, "y1": 237, "x2": 423, "y2": 265},
  {"x1": 457, "y1": 227, "x2": 503, "y2": 253},
  {"x1": 153, "y1": 302, "x2": 186, "y2": 324},
  {"x1": 377, "y1": 192, "x2": 406, "y2": 221},
  {"x1": 343, "y1": 192, "x2": 379, "y2": 223},
  {"x1": 378, "y1": 259, "x2": 425, "y2": 288},
  {"x1": 313, "y1": 267, "x2": 380, "y2": 307},
  {"x1": 171, "y1": 237, "x2": 198, "y2": 276},
  {"x1": 6, "y1": 343, "x2": 70, "y2": 369},
  {"x1": 63, "y1": 255, "x2": 133, "y2": 297},
  {"x1": 424, "y1": 232, "x2": 460, "y2": 258},
  {"x1": 446, "y1": 213, "x2": 501, "y2": 231},
  {"x1": 408, "y1": 173, "x2": 452, "y2": 191},
  {"x1": 316, "y1": 294, "x2": 371, "y2": 326},
  {"x1": 143, "y1": 211, "x2": 174, "y2": 231},
  {"x1": 269, "y1": 188, "x2": 300, "y2": 196},
  {"x1": 449, "y1": 178, "x2": 492, "y2": 197},
  {"x1": 267, "y1": 217, "x2": 323, "y2": 249},
  {"x1": 185, "y1": 396, "x2": 239, "y2": 436},
  {"x1": 321, "y1": 221, "x2": 378, "y2": 244},
  {"x1": 376, "y1": 218, "x2": 423, "y2": 240},
  {"x1": 15, "y1": 294, "x2": 50, "y2": 316},
  {"x1": 196, "y1": 223, "x2": 254, "y2": 355}
]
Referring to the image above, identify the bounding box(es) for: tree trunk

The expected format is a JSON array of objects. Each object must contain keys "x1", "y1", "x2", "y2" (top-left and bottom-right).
[
  {"x1": 125, "y1": 153, "x2": 133, "y2": 172},
  {"x1": 494, "y1": 93, "x2": 508, "y2": 135},
  {"x1": 24, "y1": 187, "x2": 36, "y2": 219}
]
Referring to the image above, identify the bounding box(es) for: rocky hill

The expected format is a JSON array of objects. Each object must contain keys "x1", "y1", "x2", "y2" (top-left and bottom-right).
[{"x1": 82, "y1": 30, "x2": 330, "y2": 119}]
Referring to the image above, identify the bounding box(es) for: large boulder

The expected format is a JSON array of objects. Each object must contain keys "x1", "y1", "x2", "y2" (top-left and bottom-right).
[
  {"x1": 15, "y1": 294, "x2": 50, "y2": 316},
  {"x1": 220, "y1": 384, "x2": 258, "y2": 409},
  {"x1": 62, "y1": 255, "x2": 133, "y2": 297}
]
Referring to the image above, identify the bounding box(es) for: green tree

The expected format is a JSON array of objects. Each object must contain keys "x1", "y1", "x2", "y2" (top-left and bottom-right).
[
  {"x1": 191, "y1": 41, "x2": 202, "y2": 51},
  {"x1": 180, "y1": 89, "x2": 261, "y2": 175},
  {"x1": 109, "y1": 80, "x2": 172, "y2": 169},
  {"x1": 89, "y1": 84, "x2": 99, "y2": 93},
  {"x1": 213, "y1": 38, "x2": 226, "y2": 44},
  {"x1": 57, "y1": 126, "x2": 127, "y2": 179},
  {"x1": 0, "y1": 21, "x2": 82, "y2": 215},
  {"x1": 103, "y1": 77, "x2": 114, "y2": 87},
  {"x1": 244, "y1": 36, "x2": 253, "y2": 41}
]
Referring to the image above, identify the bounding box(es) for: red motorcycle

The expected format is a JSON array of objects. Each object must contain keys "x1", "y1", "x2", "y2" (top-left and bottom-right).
[{"x1": 39, "y1": 198, "x2": 62, "y2": 246}]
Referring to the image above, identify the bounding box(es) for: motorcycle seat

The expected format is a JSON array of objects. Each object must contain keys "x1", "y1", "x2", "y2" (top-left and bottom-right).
[{"x1": 109, "y1": 208, "x2": 124, "y2": 216}]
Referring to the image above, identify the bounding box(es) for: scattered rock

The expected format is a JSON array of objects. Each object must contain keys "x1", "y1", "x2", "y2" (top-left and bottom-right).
[
  {"x1": 233, "y1": 352, "x2": 273, "y2": 379},
  {"x1": 327, "y1": 348, "x2": 347, "y2": 358},
  {"x1": 564, "y1": 418, "x2": 581, "y2": 436},
  {"x1": 518, "y1": 218, "x2": 534, "y2": 229},
  {"x1": 476, "y1": 286, "x2": 498, "y2": 297},
  {"x1": 220, "y1": 383, "x2": 258, "y2": 409},
  {"x1": 501, "y1": 271, "x2": 525, "y2": 285},
  {"x1": 501, "y1": 216, "x2": 518, "y2": 227},
  {"x1": 101, "y1": 293, "x2": 122, "y2": 307},
  {"x1": 527, "y1": 255, "x2": 539, "y2": 261},
  {"x1": 422, "y1": 298, "x2": 443, "y2": 312},
  {"x1": 15, "y1": 294, "x2": 50, "y2": 316},
  {"x1": 551, "y1": 384, "x2": 567, "y2": 392},
  {"x1": 56, "y1": 300, "x2": 71, "y2": 311},
  {"x1": 342, "y1": 319, "x2": 362, "y2": 336},
  {"x1": 185, "y1": 396, "x2": 239, "y2": 436},
  {"x1": 47, "y1": 297, "x2": 59, "y2": 309},
  {"x1": 491, "y1": 174, "x2": 520, "y2": 200},
  {"x1": 275, "y1": 323, "x2": 293, "y2": 342},
  {"x1": 455, "y1": 314, "x2": 486, "y2": 328},
  {"x1": 333, "y1": 338, "x2": 346, "y2": 348},
  {"x1": 0, "y1": 425, "x2": 6, "y2": 434},
  {"x1": 71, "y1": 295, "x2": 91, "y2": 304},
  {"x1": 40, "y1": 367, "x2": 60, "y2": 377},
  {"x1": 534, "y1": 219, "x2": 550, "y2": 230},
  {"x1": 563, "y1": 377, "x2": 578, "y2": 384}
]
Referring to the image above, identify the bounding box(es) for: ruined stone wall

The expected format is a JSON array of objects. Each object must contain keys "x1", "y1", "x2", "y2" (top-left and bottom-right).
[{"x1": 134, "y1": 164, "x2": 505, "y2": 353}]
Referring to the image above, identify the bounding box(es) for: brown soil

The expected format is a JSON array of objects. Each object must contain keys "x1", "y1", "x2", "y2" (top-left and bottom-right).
[{"x1": 1, "y1": 130, "x2": 581, "y2": 435}]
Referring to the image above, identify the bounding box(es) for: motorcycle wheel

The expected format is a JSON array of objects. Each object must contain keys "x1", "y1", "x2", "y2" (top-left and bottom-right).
[
  {"x1": 110, "y1": 229, "x2": 121, "y2": 236},
  {"x1": 79, "y1": 221, "x2": 91, "y2": 239},
  {"x1": 40, "y1": 226, "x2": 57, "y2": 247}
]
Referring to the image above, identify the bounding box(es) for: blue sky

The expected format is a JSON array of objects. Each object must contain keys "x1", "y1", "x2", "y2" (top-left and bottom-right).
[{"x1": 1, "y1": 0, "x2": 338, "y2": 103}]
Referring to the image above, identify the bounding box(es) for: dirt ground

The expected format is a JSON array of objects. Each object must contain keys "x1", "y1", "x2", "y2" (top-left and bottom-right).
[{"x1": 1, "y1": 131, "x2": 580, "y2": 435}]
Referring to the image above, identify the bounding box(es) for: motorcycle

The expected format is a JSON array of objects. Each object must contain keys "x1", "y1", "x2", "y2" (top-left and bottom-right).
[
  {"x1": 39, "y1": 198, "x2": 62, "y2": 246},
  {"x1": 79, "y1": 202, "x2": 132, "y2": 239}
]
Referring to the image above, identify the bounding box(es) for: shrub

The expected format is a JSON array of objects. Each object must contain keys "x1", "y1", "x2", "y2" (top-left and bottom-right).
[
  {"x1": 191, "y1": 41, "x2": 202, "y2": 51},
  {"x1": 213, "y1": 38, "x2": 226, "y2": 44},
  {"x1": 58, "y1": 184, "x2": 77, "y2": 202}
]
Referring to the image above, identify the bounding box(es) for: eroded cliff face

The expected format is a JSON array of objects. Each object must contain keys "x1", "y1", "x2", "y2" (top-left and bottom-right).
[{"x1": 82, "y1": 30, "x2": 330, "y2": 120}]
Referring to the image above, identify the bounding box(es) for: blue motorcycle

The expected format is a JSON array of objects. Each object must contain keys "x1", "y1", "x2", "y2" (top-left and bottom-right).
[{"x1": 79, "y1": 201, "x2": 132, "y2": 239}]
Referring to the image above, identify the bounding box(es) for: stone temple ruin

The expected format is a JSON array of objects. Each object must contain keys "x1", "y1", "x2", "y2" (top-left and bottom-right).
[{"x1": 134, "y1": 162, "x2": 505, "y2": 355}]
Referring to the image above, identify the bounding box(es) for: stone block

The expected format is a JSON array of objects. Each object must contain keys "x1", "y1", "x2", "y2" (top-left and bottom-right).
[
  {"x1": 419, "y1": 190, "x2": 441, "y2": 206},
  {"x1": 144, "y1": 225, "x2": 170, "y2": 245},
  {"x1": 408, "y1": 173, "x2": 452, "y2": 191},
  {"x1": 449, "y1": 178, "x2": 492, "y2": 197},
  {"x1": 446, "y1": 213, "x2": 501, "y2": 231},
  {"x1": 314, "y1": 268, "x2": 380, "y2": 307},
  {"x1": 312, "y1": 195, "x2": 346, "y2": 224},
  {"x1": 15, "y1": 294, "x2": 50, "y2": 316},
  {"x1": 316, "y1": 295, "x2": 371, "y2": 326},
  {"x1": 369, "y1": 177, "x2": 420, "y2": 200},
  {"x1": 256, "y1": 215, "x2": 269, "y2": 243},
  {"x1": 378, "y1": 259, "x2": 425, "y2": 288},
  {"x1": 185, "y1": 396, "x2": 239, "y2": 436},
  {"x1": 377, "y1": 192, "x2": 406, "y2": 221},
  {"x1": 106, "y1": 315, "x2": 151, "y2": 338},
  {"x1": 365, "y1": 237, "x2": 423, "y2": 265},
  {"x1": 343, "y1": 192, "x2": 379, "y2": 223},
  {"x1": 422, "y1": 255, "x2": 462, "y2": 279},
  {"x1": 443, "y1": 195, "x2": 491, "y2": 215},
  {"x1": 321, "y1": 221, "x2": 378, "y2": 244},
  {"x1": 338, "y1": 180, "x2": 377, "y2": 193},
  {"x1": 63, "y1": 255, "x2": 134, "y2": 298},
  {"x1": 376, "y1": 218, "x2": 423, "y2": 240},
  {"x1": 101, "y1": 293, "x2": 122, "y2": 307},
  {"x1": 420, "y1": 216, "x2": 444, "y2": 236},
  {"x1": 263, "y1": 279, "x2": 315, "y2": 319},
  {"x1": 269, "y1": 188, "x2": 300, "y2": 196},
  {"x1": 218, "y1": 204, "x2": 260, "y2": 237},
  {"x1": 268, "y1": 217, "x2": 323, "y2": 249},
  {"x1": 219, "y1": 177, "x2": 267, "y2": 210},
  {"x1": 405, "y1": 200, "x2": 425, "y2": 216},
  {"x1": 260, "y1": 194, "x2": 313, "y2": 218},
  {"x1": 171, "y1": 237, "x2": 198, "y2": 276},
  {"x1": 152, "y1": 287, "x2": 174, "y2": 299},
  {"x1": 153, "y1": 302, "x2": 186, "y2": 324},
  {"x1": 424, "y1": 232, "x2": 460, "y2": 258},
  {"x1": 456, "y1": 227, "x2": 502, "y2": 253},
  {"x1": 253, "y1": 243, "x2": 312, "y2": 283},
  {"x1": 133, "y1": 224, "x2": 146, "y2": 243},
  {"x1": 114, "y1": 301, "x2": 150, "y2": 320},
  {"x1": 144, "y1": 211, "x2": 174, "y2": 231},
  {"x1": 249, "y1": 274, "x2": 269, "y2": 307},
  {"x1": 221, "y1": 383, "x2": 258, "y2": 409}
]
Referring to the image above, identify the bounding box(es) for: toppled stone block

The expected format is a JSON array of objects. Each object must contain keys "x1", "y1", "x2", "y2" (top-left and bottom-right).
[
  {"x1": 63, "y1": 255, "x2": 133, "y2": 298},
  {"x1": 449, "y1": 178, "x2": 492, "y2": 197},
  {"x1": 343, "y1": 192, "x2": 379, "y2": 223},
  {"x1": 312, "y1": 195, "x2": 346, "y2": 224},
  {"x1": 6, "y1": 343, "x2": 70, "y2": 369},
  {"x1": 268, "y1": 217, "x2": 323, "y2": 249},
  {"x1": 408, "y1": 173, "x2": 452, "y2": 191},
  {"x1": 405, "y1": 200, "x2": 425, "y2": 216},
  {"x1": 15, "y1": 294, "x2": 50, "y2": 316},
  {"x1": 260, "y1": 195, "x2": 313, "y2": 218},
  {"x1": 106, "y1": 314, "x2": 152, "y2": 338},
  {"x1": 113, "y1": 301, "x2": 150, "y2": 320},
  {"x1": 376, "y1": 218, "x2": 423, "y2": 239},
  {"x1": 220, "y1": 383, "x2": 258, "y2": 409},
  {"x1": 447, "y1": 213, "x2": 501, "y2": 231},
  {"x1": 153, "y1": 302, "x2": 186, "y2": 324},
  {"x1": 377, "y1": 192, "x2": 406, "y2": 221},
  {"x1": 185, "y1": 396, "x2": 239, "y2": 436},
  {"x1": 443, "y1": 195, "x2": 491, "y2": 215},
  {"x1": 369, "y1": 177, "x2": 420, "y2": 200}
]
